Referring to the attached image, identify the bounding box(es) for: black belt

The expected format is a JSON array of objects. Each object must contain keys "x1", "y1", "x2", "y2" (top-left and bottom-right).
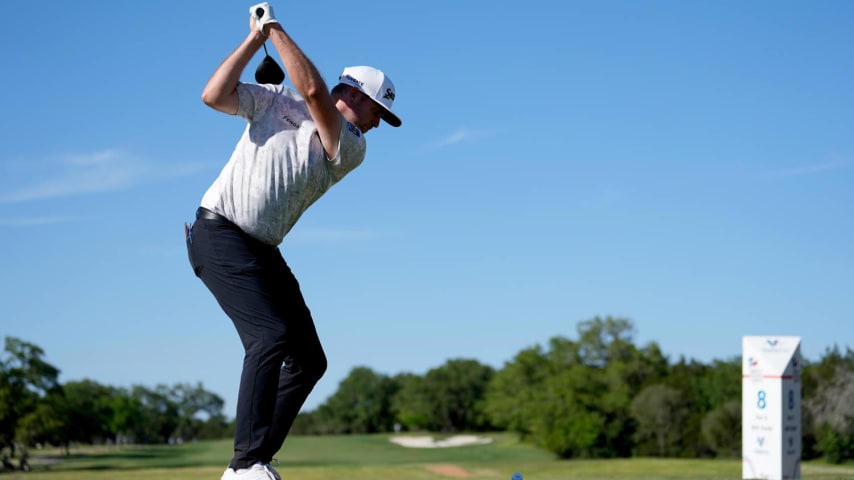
[{"x1": 196, "y1": 207, "x2": 232, "y2": 223}]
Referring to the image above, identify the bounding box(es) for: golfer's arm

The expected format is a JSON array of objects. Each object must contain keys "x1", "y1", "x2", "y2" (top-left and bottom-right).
[
  {"x1": 202, "y1": 31, "x2": 266, "y2": 114},
  {"x1": 266, "y1": 24, "x2": 342, "y2": 158}
]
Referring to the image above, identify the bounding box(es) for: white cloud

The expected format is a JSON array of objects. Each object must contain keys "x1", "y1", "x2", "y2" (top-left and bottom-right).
[
  {"x1": 0, "y1": 149, "x2": 207, "y2": 203},
  {"x1": 761, "y1": 158, "x2": 851, "y2": 178},
  {"x1": 436, "y1": 128, "x2": 473, "y2": 147},
  {"x1": 430, "y1": 127, "x2": 498, "y2": 149},
  {"x1": 65, "y1": 150, "x2": 119, "y2": 166}
]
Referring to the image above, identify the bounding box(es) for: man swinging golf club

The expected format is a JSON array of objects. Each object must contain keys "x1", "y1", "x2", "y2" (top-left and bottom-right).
[{"x1": 185, "y1": 3, "x2": 401, "y2": 479}]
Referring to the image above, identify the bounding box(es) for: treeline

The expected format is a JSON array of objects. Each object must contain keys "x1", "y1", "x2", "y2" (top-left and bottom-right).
[
  {"x1": 293, "y1": 317, "x2": 853, "y2": 463},
  {"x1": 2, "y1": 317, "x2": 852, "y2": 464},
  {"x1": 0, "y1": 337, "x2": 230, "y2": 456}
]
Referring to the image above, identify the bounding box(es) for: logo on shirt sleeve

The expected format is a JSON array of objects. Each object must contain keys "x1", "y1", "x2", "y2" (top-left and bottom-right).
[
  {"x1": 281, "y1": 114, "x2": 300, "y2": 129},
  {"x1": 346, "y1": 122, "x2": 362, "y2": 138}
]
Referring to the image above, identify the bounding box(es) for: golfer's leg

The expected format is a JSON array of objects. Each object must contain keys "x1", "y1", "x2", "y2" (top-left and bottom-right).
[
  {"x1": 267, "y1": 332, "x2": 327, "y2": 455},
  {"x1": 265, "y1": 262, "x2": 327, "y2": 456},
  {"x1": 190, "y1": 219, "x2": 287, "y2": 469},
  {"x1": 231, "y1": 324, "x2": 286, "y2": 469}
]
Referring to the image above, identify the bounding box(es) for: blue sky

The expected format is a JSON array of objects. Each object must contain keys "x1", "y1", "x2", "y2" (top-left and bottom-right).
[{"x1": 1, "y1": 1, "x2": 851, "y2": 414}]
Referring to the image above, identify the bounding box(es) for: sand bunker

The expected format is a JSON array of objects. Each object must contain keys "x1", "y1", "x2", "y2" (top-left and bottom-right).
[{"x1": 389, "y1": 435, "x2": 493, "y2": 448}]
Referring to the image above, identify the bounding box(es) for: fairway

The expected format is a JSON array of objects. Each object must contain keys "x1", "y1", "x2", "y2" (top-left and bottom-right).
[{"x1": 2, "y1": 433, "x2": 852, "y2": 480}]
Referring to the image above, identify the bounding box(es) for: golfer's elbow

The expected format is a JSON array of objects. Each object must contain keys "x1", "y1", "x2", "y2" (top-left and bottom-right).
[
  {"x1": 303, "y1": 85, "x2": 326, "y2": 105},
  {"x1": 201, "y1": 87, "x2": 239, "y2": 114},
  {"x1": 201, "y1": 86, "x2": 223, "y2": 108}
]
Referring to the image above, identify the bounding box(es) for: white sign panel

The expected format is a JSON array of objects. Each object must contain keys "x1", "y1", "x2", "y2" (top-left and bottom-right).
[{"x1": 742, "y1": 336, "x2": 802, "y2": 480}]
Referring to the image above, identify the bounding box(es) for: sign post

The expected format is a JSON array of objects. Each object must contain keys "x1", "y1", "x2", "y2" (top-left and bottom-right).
[{"x1": 742, "y1": 336, "x2": 802, "y2": 480}]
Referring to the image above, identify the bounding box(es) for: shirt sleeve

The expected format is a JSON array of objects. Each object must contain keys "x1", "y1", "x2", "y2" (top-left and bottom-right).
[
  {"x1": 326, "y1": 121, "x2": 367, "y2": 182},
  {"x1": 235, "y1": 83, "x2": 278, "y2": 123}
]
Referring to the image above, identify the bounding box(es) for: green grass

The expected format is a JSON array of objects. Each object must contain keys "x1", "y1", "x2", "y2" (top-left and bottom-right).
[{"x1": 2, "y1": 433, "x2": 852, "y2": 480}]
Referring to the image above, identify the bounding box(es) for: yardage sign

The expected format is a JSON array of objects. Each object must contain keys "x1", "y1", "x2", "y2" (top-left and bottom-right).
[{"x1": 742, "y1": 336, "x2": 802, "y2": 480}]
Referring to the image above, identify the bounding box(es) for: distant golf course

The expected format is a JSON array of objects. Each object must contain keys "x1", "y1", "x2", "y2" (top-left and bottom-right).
[{"x1": 3, "y1": 433, "x2": 852, "y2": 480}]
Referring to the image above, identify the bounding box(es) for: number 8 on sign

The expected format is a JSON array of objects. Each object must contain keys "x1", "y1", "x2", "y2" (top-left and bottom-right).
[{"x1": 757, "y1": 390, "x2": 767, "y2": 409}]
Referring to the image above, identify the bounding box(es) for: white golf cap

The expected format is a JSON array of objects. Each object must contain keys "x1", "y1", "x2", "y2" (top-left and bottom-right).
[{"x1": 338, "y1": 66, "x2": 401, "y2": 127}]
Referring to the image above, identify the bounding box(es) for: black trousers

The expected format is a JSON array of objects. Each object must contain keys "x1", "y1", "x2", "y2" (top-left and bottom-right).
[{"x1": 186, "y1": 210, "x2": 327, "y2": 469}]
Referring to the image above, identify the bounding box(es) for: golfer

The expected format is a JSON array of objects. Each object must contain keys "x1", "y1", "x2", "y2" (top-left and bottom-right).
[{"x1": 185, "y1": 3, "x2": 401, "y2": 480}]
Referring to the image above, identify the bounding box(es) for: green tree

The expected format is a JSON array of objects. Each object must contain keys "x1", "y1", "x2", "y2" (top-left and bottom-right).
[
  {"x1": 170, "y1": 382, "x2": 226, "y2": 441},
  {"x1": 393, "y1": 359, "x2": 494, "y2": 432},
  {"x1": 533, "y1": 361, "x2": 607, "y2": 458},
  {"x1": 390, "y1": 373, "x2": 432, "y2": 430},
  {"x1": 587, "y1": 319, "x2": 669, "y2": 457},
  {"x1": 316, "y1": 367, "x2": 398, "y2": 434},
  {"x1": 129, "y1": 385, "x2": 179, "y2": 443},
  {"x1": 108, "y1": 388, "x2": 144, "y2": 444},
  {"x1": 0, "y1": 337, "x2": 60, "y2": 455},
  {"x1": 804, "y1": 347, "x2": 854, "y2": 463},
  {"x1": 631, "y1": 383, "x2": 692, "y2": 456},
  {"x1": 692, "y1": 358, "x2": 741, "y2": 412},
  {"x1": 16, "y1": 380, "x2": 116, "y2": 454},
  {"x1": 425, "y1": 359, "x2": 494, "y2": 432},
  {"x1": 575, "y1": 317, "x2": 637, "y2": 368},
  {"x1": 588, "y1": 318, "x2": 663, "y2": 457},
  {"x1": 485, "y1": 345, "x2": 550, "y2": 435},
  {"x1": 15, "y1": 403, "x2": 64, "y2": 450},
  {"x1": 701, "y1": 399, "x2": 741, "y2": 457},
  {"x1": 486, "y1": 317, "x2": 665, "y2": 458},
  {"x1": 57, "y1": 380, "x2": 116, "y2": 446},
  {"x1": 664, "y1": 357, "x2": 713, "y2": 457}
]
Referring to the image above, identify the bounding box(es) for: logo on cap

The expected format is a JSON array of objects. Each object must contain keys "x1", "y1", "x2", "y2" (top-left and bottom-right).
[
  {"x1": 383, "y1": 88, "x2": 395, "y2": 101},
  {"x1": 341, "y1": 74, "x2": 364, "y2": 87}
]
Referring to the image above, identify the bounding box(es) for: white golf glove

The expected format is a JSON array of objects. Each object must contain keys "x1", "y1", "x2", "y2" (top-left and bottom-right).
[{"x1": 250, "y1": 2, "x2": 278, "y2": 35}]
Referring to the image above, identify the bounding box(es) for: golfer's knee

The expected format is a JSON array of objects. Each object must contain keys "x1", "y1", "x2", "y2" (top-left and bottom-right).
[
  {"x1": 311, "y1": 351, "x2": 327, "y2": 381},
  {"x1": 286, "y1": 349, "x2": 326, "y2": 384},
  {"x1": 302, "y1": 349, "x2": 327, "y2": 384}
]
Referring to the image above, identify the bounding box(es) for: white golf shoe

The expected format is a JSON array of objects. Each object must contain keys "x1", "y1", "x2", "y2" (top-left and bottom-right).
[{"x1": 221, "y1": 462, "x2": 281, "y2": 480}]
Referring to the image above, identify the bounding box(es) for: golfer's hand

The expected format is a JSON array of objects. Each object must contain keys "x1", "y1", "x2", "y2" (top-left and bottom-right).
[{"x1": 249, "y1": 2, "x2": 278, "y2": 36}]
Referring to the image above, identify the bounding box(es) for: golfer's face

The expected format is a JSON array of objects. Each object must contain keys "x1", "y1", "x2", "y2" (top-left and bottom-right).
[{"x1": 355, "y1": 92, "x2": 384, "y2": 133}]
